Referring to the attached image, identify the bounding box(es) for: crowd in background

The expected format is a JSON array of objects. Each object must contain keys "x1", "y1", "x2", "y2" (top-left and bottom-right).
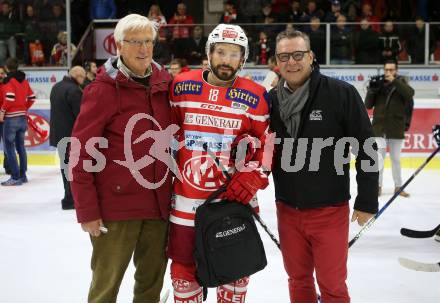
[{"x1": 1, "y1": 0, "x2": 440, "y2": 67}]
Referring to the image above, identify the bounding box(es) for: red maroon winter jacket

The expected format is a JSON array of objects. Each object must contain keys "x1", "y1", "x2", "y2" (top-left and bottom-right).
[
  {"x1": 70, "y1": 57, "x2": 173, "y2": 223},
  {"x1": 0, "y1": 71, "x2": 35, "y2": 117}
]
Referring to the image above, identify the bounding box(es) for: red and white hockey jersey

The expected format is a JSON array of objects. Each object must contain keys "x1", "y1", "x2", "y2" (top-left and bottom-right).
[{"x1": 170, "y1": 69, "x2": 270, "y2": 227}]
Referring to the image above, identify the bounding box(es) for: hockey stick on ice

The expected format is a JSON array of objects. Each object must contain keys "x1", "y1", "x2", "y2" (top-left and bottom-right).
[
  {"x1": 398, "y1": 257, "x2": 440, "y2": 272},
  {"x1": 349, "y1": 145, "x2": 440, "y2": 248},
  {"x1": 400, "y1": 224, "x2": 440, "y2": 239},
  {"x1": 203, "y1": 143, "x2": 281, "y2": 250}
]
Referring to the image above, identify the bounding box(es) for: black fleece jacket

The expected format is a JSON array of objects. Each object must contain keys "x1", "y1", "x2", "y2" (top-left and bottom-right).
[{"x1": 269, "y1": 66, "x2": 379, "y2": 214}]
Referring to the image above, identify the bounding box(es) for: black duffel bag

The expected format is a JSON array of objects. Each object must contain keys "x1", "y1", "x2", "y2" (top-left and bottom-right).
[{"x1": 194, "y1": 192, "x2": 267, "y2": 289}]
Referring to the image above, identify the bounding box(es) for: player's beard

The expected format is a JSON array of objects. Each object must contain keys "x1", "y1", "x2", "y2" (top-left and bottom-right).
[{"x1": 211, "y1": 64, "x2": 238, "y2": 82}]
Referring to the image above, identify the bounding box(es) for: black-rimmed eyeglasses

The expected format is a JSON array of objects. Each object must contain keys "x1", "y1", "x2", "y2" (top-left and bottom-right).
[{"x1": 276, "y1": 51, "x2": 310, "y2": 62}]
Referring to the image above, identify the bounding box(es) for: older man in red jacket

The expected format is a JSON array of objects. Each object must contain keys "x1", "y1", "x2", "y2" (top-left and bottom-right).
[{"x1": 70, "y1": 14, "x2": 173, "y2": 303}]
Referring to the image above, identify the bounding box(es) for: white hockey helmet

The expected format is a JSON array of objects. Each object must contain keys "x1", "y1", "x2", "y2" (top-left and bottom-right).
[{"x1": 205, "y1": 24, "x2": 249, "y2": 65}]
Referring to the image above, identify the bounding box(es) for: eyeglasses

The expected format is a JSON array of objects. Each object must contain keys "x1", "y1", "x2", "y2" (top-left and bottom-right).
[
  {"x1": 123, "y1": 39, "x2": 155, "y2": 48},
  {"x1": 276, "y1": 51, "x2": 310, "y2": 62}
]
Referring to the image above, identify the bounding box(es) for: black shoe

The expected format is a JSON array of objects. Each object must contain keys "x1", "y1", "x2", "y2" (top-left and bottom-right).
[{"x1": 61, "y1": 200, "x2": 75, "y2": 210}]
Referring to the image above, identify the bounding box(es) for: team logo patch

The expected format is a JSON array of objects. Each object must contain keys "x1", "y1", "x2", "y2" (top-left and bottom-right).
[
  {"x1": 231, "y1": 102, "x2": 249, "y2": 112},
  {"x1": 226, "y1": 88, "x2": 259, "y2": 109},
  {"x1": 185, "y1": 131, "x2": 235, "y2": 152},
  {"x1": 309, "y1": 110, "x2": 323, "y2": 121},
  {"x1": 184, "y1": 113, "x2": 242, "y2": 130},
  {"x1": 222, "y1": 29, "x2": 238, "y2": 39},
  {"x1": 174, "y1": 80, "x2": 203, "y2": 96},
  {"x1": 183, "y1": 155, "x2": 229, "y2": 191}
]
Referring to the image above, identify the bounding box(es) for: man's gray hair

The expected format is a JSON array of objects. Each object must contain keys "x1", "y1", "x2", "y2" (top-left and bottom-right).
[
  {"x1": 114, "y1": 14, "x2": 157, "y2": 43},
  {"x1": 275, "y1": 30, "x2": 311, "y2": 52}
]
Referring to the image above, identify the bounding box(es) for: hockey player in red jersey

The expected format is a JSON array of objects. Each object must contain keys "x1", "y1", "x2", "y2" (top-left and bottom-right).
[{"x1": 168, "y1": 24, "x2": 271, "y2": 303}]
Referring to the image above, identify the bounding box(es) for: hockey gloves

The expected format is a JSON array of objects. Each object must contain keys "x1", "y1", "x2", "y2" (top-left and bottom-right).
[
  {"x1": 224, "y1": 168, "x2": 269, "y2": 204},
  {"x1": 434, "y1": 124, "x2": 440, "y2": 146}
]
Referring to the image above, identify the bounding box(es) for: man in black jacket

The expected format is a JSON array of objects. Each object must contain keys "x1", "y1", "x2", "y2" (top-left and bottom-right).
[
  {"x1": 365, "y1": 60, "x2": 414, "y2": 197},
  {"x1": 269, "y1": 30, "x2": 378, "y2": 303},
  {"x1": 49, "y1": 66, "x2": 85, "y2": 210}
]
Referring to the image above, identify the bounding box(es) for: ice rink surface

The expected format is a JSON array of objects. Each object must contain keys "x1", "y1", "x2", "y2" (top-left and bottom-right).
[{"x1": 0, "y1": 166, "x2": 439, "y2": 302}]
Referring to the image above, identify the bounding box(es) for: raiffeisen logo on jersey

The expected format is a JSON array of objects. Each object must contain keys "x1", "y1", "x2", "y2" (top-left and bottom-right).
[
  {"x1": 226, "y1": 88, "x2": 259, "y2": 109},
  {"x1": 174, "y1": 80, "x2": 203, "y2": 96}
]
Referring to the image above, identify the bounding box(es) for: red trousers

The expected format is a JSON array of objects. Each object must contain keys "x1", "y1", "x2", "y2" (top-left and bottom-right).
[{"x1": 277, "y1": 202, "x2": 350, "y2": 303}]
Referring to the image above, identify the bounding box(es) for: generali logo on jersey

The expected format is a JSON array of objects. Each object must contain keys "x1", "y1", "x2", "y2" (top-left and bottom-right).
[
  {"x1": 222, "y1": 29, "x2": 238, "y2": 39},
  {"x1": 184, "y1": 113, "x2": 242, "y2": 129}
]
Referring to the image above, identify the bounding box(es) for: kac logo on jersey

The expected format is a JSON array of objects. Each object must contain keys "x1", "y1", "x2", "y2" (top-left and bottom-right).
[
  {"x1": 183, "y1": 155, "x2": 229, "y2": 191},
  {"x1": 174, "y1": 80, "x2": 203, "y2": 96},
  {"x1": 226, "y1": 88, "x2": 259, "y2": 109}
]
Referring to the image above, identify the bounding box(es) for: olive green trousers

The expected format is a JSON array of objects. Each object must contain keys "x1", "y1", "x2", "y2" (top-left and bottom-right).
[{"x1": 88, "y1": 219, "x2": 168, "y2": 303}]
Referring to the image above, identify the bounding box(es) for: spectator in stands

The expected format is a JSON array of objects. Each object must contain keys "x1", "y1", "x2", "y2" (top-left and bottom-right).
[
  {"x1": 308, "y1": 16, "x2": 326, "y2": 65},
  {"x1": 0, "y1": 58, "x2": 35, "y2": 186},
  {"x1": 0, "y1": 65, "x2": 10, "y2": 175},
  {"x1": 285, "y1": 23, "x2": 296, "y2": 33},
  {"x1": 90, "y1": 0, "x2": 117, "y2": 20},
  {"x1": 287, "y1": 0, "x2": 303, "y2": 24},
  {"x1": 407, "y1": 16, "x2": 427, "y2": 64},
  {"x1": 183, "y1": 25, "x2": 207, "y2": 65},
  {"x1": 168, "y1": 2, "x2": 194, "y2": 59},
  {"x1": 379, "y1": 21, "x2": 401, "y2": 63},
  {"x1": 256, "y1": 3, "x2": 280, "y2": 37},
  {"x1": 253, "y1": 31, "x2": 275, "y2": 65},
  {"x1": 358, "y1": 3, "x2": 380, "y2": 32},
  {"x1": 0, "y1": 66, "x2": 5, "y2": 84},
  {"x1": 147, "y1": 4, "x2": 168, "y2": 42},
  {"x1": 261, "y1": 56, "x2": 280, "y2": 91},
  {"x1": 343, "y1": 0, "x2": 359, "y2": 22},
  {"x1": 49, "y1": 3, "x2": 68, "y2": 45},
  {"x1": 220, "y1": 1, "x2": 237, "y2": 24},
  {"x1": 82, "y1": 61, "x2": 97, "y2": 88},
  {"x1": 23, "y1": 4, "x2": 44, "y2": 66},
  {"x1": 153, "y1": 39, "x2": 172, "y2": 66},
  {"x1": 169, "y1": 58, "x2": 183, "y2": 78},
  {"x1": 37, "y1": 0, "x2": 55, "y2": 21},
  {"x1": 238, "y1": 0, "x2": 267, "y2": 24},
  {"x1": 324, "y1": 0, "x2": 342, "y2": 23},
  {"x1": 331, "y1": 14, "x2": 353, "y2": 64},
  {"x1": 51, "y1": 2, "x2": 66, "y2": 21},
  {"x1": 49, "y1": 66, "x2": 86, "y2": 210},
  {"x1": 0, "y1": 1, "x2": 18, "y2": 65},
  {"x1": 271, "y1": 0, "x2": 289, "y2": 17},
  {"x1": 51, "y1": 31, "x2": 77, "y2": 66},
  {"x1": 354, "y1": 18, "x2": 380, "y2": 64},
  {"x1": 300, "y1": 0, "x2": 324, "y2": 23},
  {"x1": 201, "y1": 56, "x2": 208, "y2": 70}
]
